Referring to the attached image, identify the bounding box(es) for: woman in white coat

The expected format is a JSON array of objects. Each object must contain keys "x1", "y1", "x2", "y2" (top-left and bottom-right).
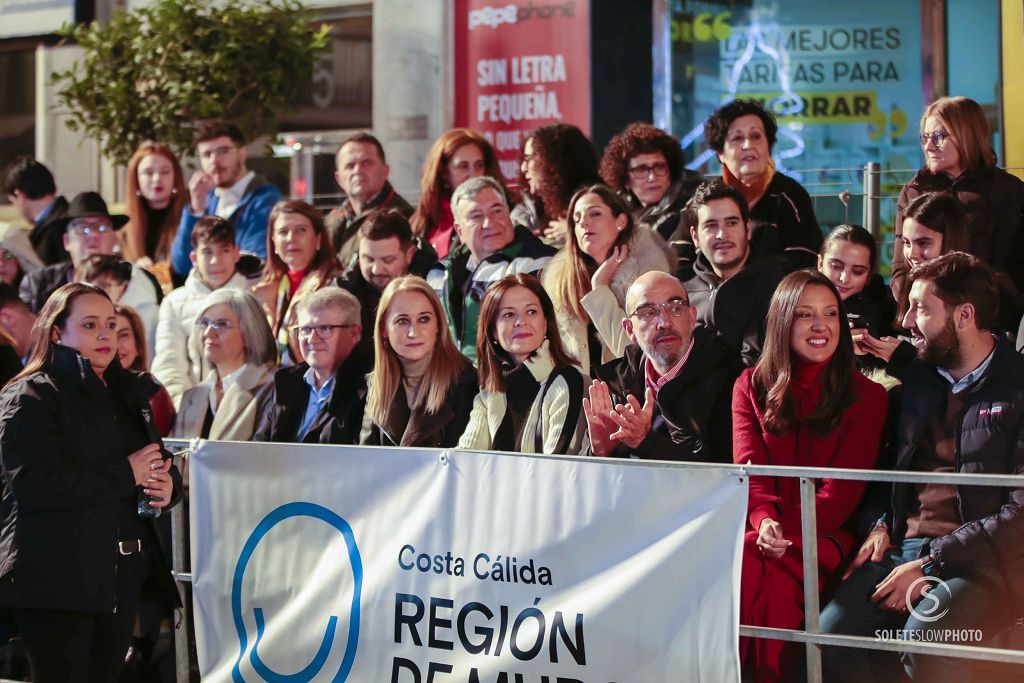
[
  {"x1": 458, "y1": 274, "x2": 587, "y2": 455},
  {"x1": 542, "y1": 184, "x2": 676, "y2": 374},
  {"x1": 170, "y1": 289, "x2": 277, "y2": 441}
]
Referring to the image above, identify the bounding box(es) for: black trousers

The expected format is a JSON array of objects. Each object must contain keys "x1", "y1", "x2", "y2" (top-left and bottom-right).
[{"x1": 12, "y1": 549, "x2": 149, "y2": 683}]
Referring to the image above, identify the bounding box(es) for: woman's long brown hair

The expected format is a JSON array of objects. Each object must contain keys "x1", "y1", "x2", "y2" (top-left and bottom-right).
[
  {"x1": 752, "y1": 270, "x2": 855, "y2": 435},
  {"x1": 410, "y1": 128, "x2": 507, "y2": 236},
  {"x1": 476, "y1": 274, "x2": 578, "y2": 393},
  {"x1": 8, "y1": 283, "x2": 112, "y2": 388},
  {"x1": 258, "y1": 200, "x2": 340, "y2": 288},
  {"x1": 554, "y1": 184, "x2": 635, "y2": 322}
]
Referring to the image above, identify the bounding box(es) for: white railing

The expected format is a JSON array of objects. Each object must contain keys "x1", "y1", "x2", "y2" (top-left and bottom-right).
[{"x1": 162, "y1": 440, "x2": 1024, "y2": 682}]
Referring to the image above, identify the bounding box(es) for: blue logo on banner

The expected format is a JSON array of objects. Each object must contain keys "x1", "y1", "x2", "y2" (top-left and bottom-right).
[{"x1": 231, "y1": 502, "x2": 362, "y2": 682}]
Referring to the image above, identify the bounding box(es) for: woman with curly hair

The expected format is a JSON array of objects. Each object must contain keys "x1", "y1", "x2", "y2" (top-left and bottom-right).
[
  {"x1": 600, "y1": 123, "x2": 703, "y2": 276},
  {"x1": 514, "y1": 123, "x2": 600, "y2": 245},
  {"x1": 410, "y1": 128, "x2": 507, "y2": 259},
  {"x1": 704, "y1": 99, "x2": 822, "y2": 259},
  {"x1": 121, "y1": 142, "x2": 188, "y2": 291},
  {"x1": 541, "y1": 184, "x2": 676, "y2": 373}
]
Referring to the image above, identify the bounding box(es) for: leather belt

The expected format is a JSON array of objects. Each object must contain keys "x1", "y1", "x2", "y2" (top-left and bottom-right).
[{"x1": 118, "y1": 539, "x2": 142, "y2": 555}]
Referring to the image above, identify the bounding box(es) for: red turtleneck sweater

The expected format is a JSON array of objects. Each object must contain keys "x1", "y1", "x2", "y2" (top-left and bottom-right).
[
  {"x1": 426, "y1": 196, "x2": 456, "y2": 259},
  {"x1": 286, "y1": 267, "x2": 308, "y2": 298},
  {"x1": 732, "y1": 360, "x2": 888, "y2": 561}
]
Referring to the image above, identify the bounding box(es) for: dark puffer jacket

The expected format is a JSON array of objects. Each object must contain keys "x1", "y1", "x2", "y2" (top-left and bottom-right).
[
  {"x1": 877, "y1": 337, "x2": 1024, "y2": 603},
  {"x1": 894, "y1": 166, "x2": 1024, "y2": 291},
  {"x1": 684, "y1": 250, "x2": 791, "y2": 367},
  {"x1": 592, "y1": 326, "x2": 741, "y2": 462},
  {"x1": 0, "y1": 345, "x2": 183, "y2": 612}
]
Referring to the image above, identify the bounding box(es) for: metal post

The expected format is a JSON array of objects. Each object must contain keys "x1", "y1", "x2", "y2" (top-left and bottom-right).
[
  {"x1": 171, "y1": 450, "x2": 191, "y2": 683},
  {"x1": 862, "y1": 162, "x2": 880, "y2": 238},
  {"x1": 800, "y1": 477, "x2": 823, "y2": 683}
]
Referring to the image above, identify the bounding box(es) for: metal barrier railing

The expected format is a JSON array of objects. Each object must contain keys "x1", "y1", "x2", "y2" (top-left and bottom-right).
[{"x1": 162, "y1": 440, "x2": 1024, "y2": 682}]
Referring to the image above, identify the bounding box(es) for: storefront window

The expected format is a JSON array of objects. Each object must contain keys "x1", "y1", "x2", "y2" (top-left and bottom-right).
[{"x1": 659, "y1": 0, "x2": 1002, "y2": 275}]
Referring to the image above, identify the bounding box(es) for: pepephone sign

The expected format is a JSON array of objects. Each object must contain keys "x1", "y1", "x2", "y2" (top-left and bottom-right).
[{"x1": 468, "y1": 1, "x2": 576, "y2": 30}]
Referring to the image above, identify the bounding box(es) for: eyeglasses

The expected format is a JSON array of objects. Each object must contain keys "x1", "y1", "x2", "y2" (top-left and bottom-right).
[
  {"x1": 629, "y1": 298, "x2": 689, "y2": 322},
  {"x1": 920, "y1": 131, "x2": 951, "y2": 148},
  {"x1": 291, "y1": 324, "x2": 354, "y2": 340},
  {"x1": 196, "y1": 318, "x2": 234, "y2": 332},
  {"x1": 68, "y1": 223, "x2": 113, "y2": 236},
  {"x1": 628, "y1": 162, "x2": 670, "y2": 180}
]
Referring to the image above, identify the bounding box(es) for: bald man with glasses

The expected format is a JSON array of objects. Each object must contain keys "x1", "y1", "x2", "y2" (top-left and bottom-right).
[{"x1": 583, "y1": 271, "x2": 740, "y2": 462}]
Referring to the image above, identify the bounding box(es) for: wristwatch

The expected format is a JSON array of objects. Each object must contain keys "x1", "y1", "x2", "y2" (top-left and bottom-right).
[{"x1": 921, "y1": 556, "x2": 941, "y2": 577}]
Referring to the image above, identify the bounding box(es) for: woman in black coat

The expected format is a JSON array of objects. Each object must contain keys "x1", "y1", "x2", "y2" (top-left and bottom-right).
[
  {"x1": 0, "y1": 282, "x2": 182, "y2": 682},
  {"x1": 363, "y1": 275, "x2": 478, "y2": 447},
  {"x1": 894, "y1": 96, "x2": 1024, "y2": 292}
]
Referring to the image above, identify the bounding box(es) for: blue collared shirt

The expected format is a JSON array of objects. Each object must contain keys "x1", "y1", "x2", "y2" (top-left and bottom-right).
[
  {"x1": 936, "y1": 337, "x2": 997, "y2": 395},
  {"x1": 34, "y1": 198, "x2": 57, "y2": 225},
  {"x1": 297, "y1": 366, "x2": 335, "y2": 441}
]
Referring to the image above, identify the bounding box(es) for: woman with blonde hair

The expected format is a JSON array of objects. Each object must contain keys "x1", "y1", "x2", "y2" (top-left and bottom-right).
[
  {"x1": 894, "y1": 95, "x2": 1024, "y2": 289},
  {"x1": 410, "y1": 128, "x2": 506, "y2": 259},
  {"x1": 542, "y1": 183, "x2": 676, "y2": 373},
  {"x1": 121, "y1": 142, "x2": 188, "y2": 289},
  {"x1": 251, "y1": 199, "x2": 342, "y2": 363},
  {"x1": 364, "y1": 275, "x2": 477, "y2": 447}
]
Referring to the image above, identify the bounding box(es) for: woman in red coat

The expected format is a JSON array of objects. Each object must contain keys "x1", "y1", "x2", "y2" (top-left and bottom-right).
[{"x1": 733, "y1": 269, "x2": 888, "y2": 682}]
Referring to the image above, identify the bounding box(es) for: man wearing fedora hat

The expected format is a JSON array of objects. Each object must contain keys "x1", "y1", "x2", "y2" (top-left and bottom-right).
[{"x1": 18, "y1": 193, "x2": 162, "y2": 346}]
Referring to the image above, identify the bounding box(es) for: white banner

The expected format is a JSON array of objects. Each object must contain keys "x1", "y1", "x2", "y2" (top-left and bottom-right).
[{"x1": 190, "y1": 441, "x2": 747, "y2": 682}]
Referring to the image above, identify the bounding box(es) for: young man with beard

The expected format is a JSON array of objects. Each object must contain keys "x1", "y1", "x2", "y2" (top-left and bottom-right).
[
  {"x1": 171, "y1": 121, "x2": 282, "y2": 278},
  {"x1": 820, "y1": 252, "x2": 1024, "y2": 682},
  {"x1": 682, "y1": 180, "x2": 790, "y2": 366},
  {"x1": 583, "y1": 271, "x2": 740, "y2": 462}
]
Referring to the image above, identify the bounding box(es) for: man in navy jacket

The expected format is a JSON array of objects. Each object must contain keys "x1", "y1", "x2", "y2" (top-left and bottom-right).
[{"x1": 821, "y1": 252, "x2": 1024, "y2": 682}]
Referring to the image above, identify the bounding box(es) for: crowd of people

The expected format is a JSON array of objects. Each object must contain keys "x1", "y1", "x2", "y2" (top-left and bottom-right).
[{"x1": 0, "y1": 94, "x2": 1022, "y2": 682}]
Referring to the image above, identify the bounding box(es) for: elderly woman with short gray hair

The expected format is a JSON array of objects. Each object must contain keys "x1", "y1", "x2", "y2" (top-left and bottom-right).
[{"x1": 170, "y1": 289, "x2": 277, "y2": 441}]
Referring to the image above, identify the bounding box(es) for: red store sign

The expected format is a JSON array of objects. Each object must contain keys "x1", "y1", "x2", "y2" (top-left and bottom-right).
[{"x1": 453, "y1": 0, "x2": 592, "y2": 180}]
